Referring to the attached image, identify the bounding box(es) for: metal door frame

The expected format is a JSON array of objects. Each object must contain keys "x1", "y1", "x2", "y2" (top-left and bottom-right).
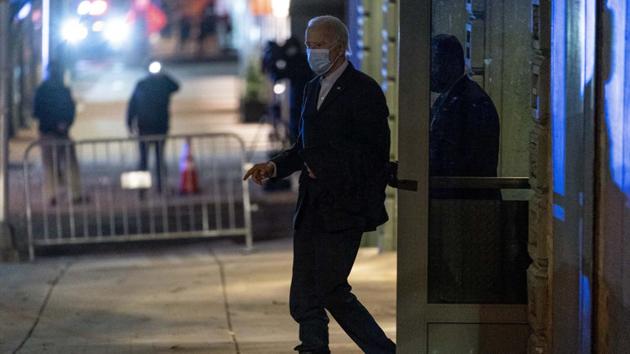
[{"x1": 396, "y1": 0, "x2": 430, "y2": 351}]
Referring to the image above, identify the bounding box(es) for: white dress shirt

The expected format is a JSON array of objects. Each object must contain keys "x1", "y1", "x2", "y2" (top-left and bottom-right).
[{"x1": 317, "y1": 60, "x2": 348, "y2": 110}]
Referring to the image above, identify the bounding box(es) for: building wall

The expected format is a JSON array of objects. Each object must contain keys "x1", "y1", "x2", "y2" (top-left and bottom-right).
[
  {"x1": 528, "y1": 1, "x2": 552, "y2": 352},
  {"x1": 432, "y1": 1, "x2": 467, "y2": 44},
  {"x1": 549, "y1": 0, "x2": 597, "y2": 352},
  {"x1": 595, "y1": 1, "x2": 630, "y2": 352},
  {"x1": 351, "y1": 0, "x2": 398, "y2": 251},
  {"x1": 356, "y1": 1, "x2": 629, "y2": 352},
  {"x1": 429, "y1": 1, "x2": 630, "y2": 352}
]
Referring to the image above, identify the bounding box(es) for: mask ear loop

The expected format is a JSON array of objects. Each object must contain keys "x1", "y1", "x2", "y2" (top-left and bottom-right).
[{"x1": 322, "y1": 42, "x2": 345, "y2": 77}]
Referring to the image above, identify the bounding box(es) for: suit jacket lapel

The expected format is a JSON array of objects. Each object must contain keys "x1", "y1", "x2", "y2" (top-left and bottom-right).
[{"x1": 316, "y1": 64, "x2": 353, "y2": 114}]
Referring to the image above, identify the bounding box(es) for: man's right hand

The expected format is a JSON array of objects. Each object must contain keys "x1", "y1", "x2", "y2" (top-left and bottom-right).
[{"x1": 243, "y1": 162, "x2": 275, "y2": 185}]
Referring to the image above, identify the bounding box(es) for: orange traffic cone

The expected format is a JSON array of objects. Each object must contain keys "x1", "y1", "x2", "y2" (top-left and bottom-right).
[{"x1": 179, "y1": 139, "x2": 200, "y2": 195}]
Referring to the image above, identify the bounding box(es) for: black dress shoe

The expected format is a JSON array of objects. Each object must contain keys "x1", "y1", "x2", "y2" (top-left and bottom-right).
[{"x1": 295, "y1": 343, "x2": 330, "y2": 354}]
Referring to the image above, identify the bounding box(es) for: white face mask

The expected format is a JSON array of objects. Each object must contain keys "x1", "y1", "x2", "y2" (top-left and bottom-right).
[{"x1": 307, "y1": 48, "x2": 333, "y2": 76}]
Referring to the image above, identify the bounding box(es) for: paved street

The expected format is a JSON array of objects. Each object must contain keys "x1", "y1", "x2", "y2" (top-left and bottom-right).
[{"x1": 0, "y1": 238, "x2": 396, "y2": 353}]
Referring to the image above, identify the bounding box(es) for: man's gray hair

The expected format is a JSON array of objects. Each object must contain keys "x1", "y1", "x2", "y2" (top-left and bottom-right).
[{"x1": 307, "y1": 15, "x2": 349, "y2": 51}]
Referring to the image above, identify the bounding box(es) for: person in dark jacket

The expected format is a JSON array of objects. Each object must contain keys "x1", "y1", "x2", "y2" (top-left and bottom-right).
[
  {"x1": 33, "y1": 61, "x2": 83, "y2": 206},
  {"x1": 197, "y1": 5, "x2": 217, "y2": 56},
  {"x1": 244, "y1": 16, "x2": 395, "y2": 354},
  {"x1": 430, "y1": 34, "x2": 500, "y2": 199},
  {"x1": 127, "y1": 62, "x2": 179, "y2": 193},
  {"x1": 177, "y1": 15, "x2": 192, "y2": 52}
]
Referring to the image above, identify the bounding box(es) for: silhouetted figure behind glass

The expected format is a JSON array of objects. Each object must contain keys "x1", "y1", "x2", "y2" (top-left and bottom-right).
[
  {"x1": 33, "y1": 61, "x2": 84, "y2": 206},
  {"x1": 429, "y1": 35, "x2": 511, "y2": 304},
  {"x1": 430, "y1": 34, "x2": 500, "y2": 199},
  {"x1": 127, "y1": 65, "x2": 180, "y2": 193}
]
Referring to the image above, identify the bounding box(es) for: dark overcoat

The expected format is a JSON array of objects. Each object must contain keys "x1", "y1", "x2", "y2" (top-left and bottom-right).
[
  {"x1": 272, "y1": 63, "x2": 391, "y2": 232},
  {"x1": 33, "y1": 80, "x2": 76, "y2": 136},
  {"x1": 127, "y1": 74, "x2": 179, "y2": 135}
]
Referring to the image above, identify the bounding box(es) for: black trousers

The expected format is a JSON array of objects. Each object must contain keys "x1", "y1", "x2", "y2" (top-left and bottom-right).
[
  {"x1": 138, "y1": 139, "x2": 166, "y2": 192},
  {"x1": 290, "y1": 201, "x2": 396, "y2": 354}
]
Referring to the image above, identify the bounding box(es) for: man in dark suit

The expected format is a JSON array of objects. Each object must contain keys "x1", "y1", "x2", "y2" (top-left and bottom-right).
[{"x1": 244, "y1": 15, "x2": 395, "y2": 354}]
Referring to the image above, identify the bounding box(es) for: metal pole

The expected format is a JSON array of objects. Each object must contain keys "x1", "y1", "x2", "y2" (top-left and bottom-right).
[{"x1": 0, "y1": 0, "x2": 17, "y2": 261}]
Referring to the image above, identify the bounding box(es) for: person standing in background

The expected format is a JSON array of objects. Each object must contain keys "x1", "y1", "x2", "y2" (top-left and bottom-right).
[
  {"x1": 197, "y1": 4, "x2": 217, "y2": 56},
  {"x1": 33, "y1": 61, "x2": 84, "y2": 206},
  {"x1": 178, "y1": 15, "x2": 192, "y2": 53},
  {"x1": 127, "y1": 61, "x2": 180, "y2": 193}
]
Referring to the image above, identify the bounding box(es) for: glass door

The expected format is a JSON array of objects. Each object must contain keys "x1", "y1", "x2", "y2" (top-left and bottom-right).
[{"x1": 397, "y1": 0, "x2": 533, "y2": 352}]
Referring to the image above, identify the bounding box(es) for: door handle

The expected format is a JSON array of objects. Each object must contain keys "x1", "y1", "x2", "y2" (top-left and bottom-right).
[
  {"x1": 387, "y1": 161, "x2": 418, "y2": 191},
  {"x1": 394, "y1": 179, "x2": 418, "y2": 191}
]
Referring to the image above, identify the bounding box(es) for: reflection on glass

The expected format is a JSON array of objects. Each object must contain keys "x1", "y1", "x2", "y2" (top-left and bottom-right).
[
  {"x1": 429, "y1": 34, "x2": 500, "y2": 196},
  {"x1": 428, "y1": 34, "x2": 530, "y2": 304}
]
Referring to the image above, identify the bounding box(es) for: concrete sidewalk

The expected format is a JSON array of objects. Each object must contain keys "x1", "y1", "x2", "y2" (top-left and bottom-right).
[{"x1": 0, "y1": 238, "x2": 396, "y2": 353}]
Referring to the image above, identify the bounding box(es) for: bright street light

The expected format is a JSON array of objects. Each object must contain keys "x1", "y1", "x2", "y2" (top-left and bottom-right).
[
  {"x1": 90, "y1": 0, "x2": 108, "y2": 16},
  {"x1": 92, "y1": 20, "x2": 105, "y2": 32},
  {"x1": 148, "y1": 61, "x2": 162, "y2": 74},
  {"x1": 104, "y1": 18, "x2": 130, "y2": 45},
  {"x1": 62, "y1": 19, "x2": 88, "y2": 43},
  {"x1": 273, "y1": 82, "x2": 286, "y2": 95},
  {"x1": 77, "y1": 0, "x2": 91, "y2": 15}
]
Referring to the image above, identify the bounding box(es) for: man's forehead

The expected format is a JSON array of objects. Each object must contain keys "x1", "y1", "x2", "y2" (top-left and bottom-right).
[{"x1": 306, "y1": 25, "x2": 333, "y2": 40}]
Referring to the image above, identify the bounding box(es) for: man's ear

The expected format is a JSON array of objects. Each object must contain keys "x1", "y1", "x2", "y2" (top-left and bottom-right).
[{"x1": 333, "y1": 42, "x2": 345, "y2": 60}]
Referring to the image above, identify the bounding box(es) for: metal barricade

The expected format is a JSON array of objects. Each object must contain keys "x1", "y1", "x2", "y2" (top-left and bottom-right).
[{"x1": 23, "y1": 133, "x2": 253, "y2": 260}]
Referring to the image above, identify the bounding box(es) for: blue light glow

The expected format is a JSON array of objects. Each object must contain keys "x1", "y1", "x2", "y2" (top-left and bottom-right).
[
  {"x1": 551, "y1": 0, "x2": 567, "y2": 197},
  {"x1": 605, "y1": 0, "x2": 630, "y2": 197},
  {"x1": 16, "y1": 2, "x2": 31, "y2": 21},
  {"x1": 553, "y1": 204, "x2": 566, "y2": 221},
  {"x1": 42, "y1": 0, "x2": 49, "y2": 78},
  {"x1": 579, "y1": 273, "x2": 592, "y2": 349}
]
